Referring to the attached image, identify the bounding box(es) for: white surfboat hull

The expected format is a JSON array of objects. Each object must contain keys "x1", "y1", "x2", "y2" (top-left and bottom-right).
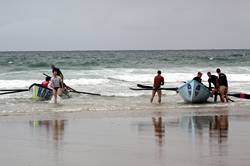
[{"x1": 177, "y1": 80, "x2": 212, "y2": 103}]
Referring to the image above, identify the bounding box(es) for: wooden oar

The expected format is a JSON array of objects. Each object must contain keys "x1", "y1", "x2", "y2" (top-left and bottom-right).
[
  {"x1": 69, "y1": 90, "x2": 101, "y2": 96},
  {"x1": 0, "y1": 89, "x2": 29, "y2": 95},
  {"x1": 136, "y1": 84, "x2": 178, "y2": 91},
  {"x1": 0, "y1": 89, "x2": 28, "y2": 92},
  {"x1": 43, "y1": 73, "x2": 51, "y2": 79},
  {"x1": 130, "y1": 87, "x2": 178, "y2": 91},
  {"x1": 130, "y1": 88, "x2": 152, "y2": 90},
  {"x1": 43, "y1": 73, "x2": 100, "y2": 96},
  {"x1": 137, "y1": 84, "x2": 153, "y2": 89},
  {"x1": 228, "y1": 93, "x2": 250, "y2": 99}
]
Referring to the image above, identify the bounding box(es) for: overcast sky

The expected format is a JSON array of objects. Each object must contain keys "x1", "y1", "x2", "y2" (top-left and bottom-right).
[{"x1": 0, "y1": 0, "x2": 250, "y2": 51}]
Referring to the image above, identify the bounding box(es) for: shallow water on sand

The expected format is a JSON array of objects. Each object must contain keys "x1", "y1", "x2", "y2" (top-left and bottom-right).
[
  {"x1": 0, "y1": 106, "x2": 250, "y2": 166},
  {"x1": 0, "y1": 89, "x2": 249, "y2": 115}
]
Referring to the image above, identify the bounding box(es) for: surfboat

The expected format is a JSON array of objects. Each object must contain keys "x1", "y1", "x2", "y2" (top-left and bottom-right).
[
  {"x1": 29, "y1": 83, "x2": 69, "y2": 100},
  {"x1": 177, "y1": 80, "x2": 212, "y2": 103}
]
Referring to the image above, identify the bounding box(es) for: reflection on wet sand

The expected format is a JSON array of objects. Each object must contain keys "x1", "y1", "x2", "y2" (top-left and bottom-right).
[
  {"x1": 29, "y1": 120, "x2": 66, "y2": 142},
  {"x1": 181, "y1": 114, "x2": 229, "y2": 143},
  {"x1": 209, "y1": 115, "x2": 229, "y2": 143},
  {"x1": 152, "y1": 116, "x2": 165, "y2": 146}
]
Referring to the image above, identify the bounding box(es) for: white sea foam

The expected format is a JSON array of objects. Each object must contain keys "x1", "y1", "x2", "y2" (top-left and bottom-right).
[{"x1": 0, "y1": 72, "x2": 250, "y2": 90}]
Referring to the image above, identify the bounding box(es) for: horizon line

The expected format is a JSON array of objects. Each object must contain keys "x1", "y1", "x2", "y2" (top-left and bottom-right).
[{"x1": 0, "y1": 48, "x2": 250, "y2": 52}]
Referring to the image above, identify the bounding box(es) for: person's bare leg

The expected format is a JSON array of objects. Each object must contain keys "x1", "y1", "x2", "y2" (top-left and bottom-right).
[
  {"x1": 157, "y1": 90, "x2": 162, "y2": 104},
  {"x1": 53, "y1": 89, "x2": 57, "y2": 104},
  {"x1": 225, "y1": 88, "x2": 229, "y2": 102},
  {"x1": 220, "y1": 87, "x2": 225, "y2": 103},
  {"x1": 57, "y1": 88, "x2": 62, "y2": 96},
  {"x1": 151, "y1": 90, "x2": 157, "y2": 103}
]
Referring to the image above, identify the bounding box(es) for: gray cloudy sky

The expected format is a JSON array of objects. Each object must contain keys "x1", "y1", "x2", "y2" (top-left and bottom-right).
[{"x1": 0, "y1": 0, "x2": 250, "y2": 51}]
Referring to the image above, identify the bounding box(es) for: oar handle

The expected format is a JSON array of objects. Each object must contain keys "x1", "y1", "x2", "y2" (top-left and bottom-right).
[
  {"x1": 70, "y1": 90, "x2": 101, "y2": 96},
  {"x1": 0, "y1": 89, "x2": 28, "y2": 95},
  {"x1": 0, "y1": 89, "x2": 28, "y2": 91},
  {"x1": 43, "y1": 73, "x2": 51, "y2": 79}
]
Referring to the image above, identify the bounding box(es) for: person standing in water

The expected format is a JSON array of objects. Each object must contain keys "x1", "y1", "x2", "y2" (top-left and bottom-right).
[
  {"x1": 151, "y1": 70, "x2": 164, "y2": 104},
  {"x1": 216, "y1": 68, "x2": 229, "y2": 103},
  {"x1": 51, "y1": 64, "x2": 65, "y2": 90},
  {"x1": 50, "y1": 70, "x2": 63, "y2": 104}
]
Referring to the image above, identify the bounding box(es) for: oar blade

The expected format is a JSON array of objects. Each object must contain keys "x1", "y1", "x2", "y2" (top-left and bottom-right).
[
  {"x1": 130, "y1": 88, "x2": 152, "y2": 90},
  {"x1": 136, "y1": 84, "x2": 178, "y2": 91},
  {"x1": 228, "y1": 93, "x2": 250, "y2": 99},
  {"x1": 137, "y1": 84, "x2": 153, "y2": 89}
]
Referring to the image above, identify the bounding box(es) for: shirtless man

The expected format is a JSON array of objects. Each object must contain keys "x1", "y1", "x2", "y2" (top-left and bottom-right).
[{"x1": 150, "y1": 70, "x2": 164, "y2": 104}]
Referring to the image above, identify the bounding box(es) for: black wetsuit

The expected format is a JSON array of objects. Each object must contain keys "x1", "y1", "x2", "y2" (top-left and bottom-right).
[
  {"x1": 218, "y1": 73, "x2": 228, "y2": 87},
  {"x1": 208, "y1": 75, "x2": 219, "y2": 102},
  {"x1": 208, "y1": 75, "x2": 218, "y2": 90},
  {"x1": 193, "y1": 76, "x2": 202, "y2": 83}
]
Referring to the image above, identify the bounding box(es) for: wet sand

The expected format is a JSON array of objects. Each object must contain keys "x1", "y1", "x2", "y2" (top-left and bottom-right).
[{"x1": 0, "y1": 106, "x2": 250, "y2": 166}]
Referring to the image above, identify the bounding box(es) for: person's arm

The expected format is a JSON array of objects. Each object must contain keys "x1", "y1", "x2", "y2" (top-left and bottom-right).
[
  {"x1": 48, "y1": 81, "x2": 53, "y2": 89},
  {"x1": 215, "y1": 79, "x2": 219, "y2": 89},
  {"x1": 49, "y1": 79, "x2": 54, "y2": 89},
  {"x1": 208, "y1": 79, "x2": 211, "y2": 89},
  {"x1": 60, "y1": 78, "x2": 64, "y2": 89},
  {"x1": 161, "y1": 77, "x2": 164, "y2": 86}
]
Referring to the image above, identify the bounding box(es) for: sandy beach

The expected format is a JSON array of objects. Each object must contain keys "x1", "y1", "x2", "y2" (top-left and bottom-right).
[{"x1": 0, "y1": 102, "x2": 250, "y2": 166}]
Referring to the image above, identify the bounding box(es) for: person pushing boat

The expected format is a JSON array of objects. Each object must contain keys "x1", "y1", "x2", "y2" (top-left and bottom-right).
[
  {"x1": 192, "y1": 72, "x2": 202, "y2": 83},
  {"x1": 150, "y1": 70, "x2": 164, "y2": 104},
  {"x1": 207, "y1": 72, "x2": 219, "y2": 102}
]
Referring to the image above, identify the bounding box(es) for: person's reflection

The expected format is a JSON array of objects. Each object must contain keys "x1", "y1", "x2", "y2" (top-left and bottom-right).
[
  {"x1": 209, "y1": 115, "x2": 228, "y2": 143},
  {"x1": 52, "y1": 120, "x2": 65, "y2": 141},
  {"x1": 152, "y1": 116, "x2": 165, "y2": 146},
  {"x1": 30, "y1": 120, "x2": 65, "y2": 142}
]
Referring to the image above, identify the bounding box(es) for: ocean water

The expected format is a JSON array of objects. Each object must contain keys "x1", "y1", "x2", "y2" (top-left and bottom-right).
[{"x1": 0, "y1": 50, "x2": 250, "y2": 114}]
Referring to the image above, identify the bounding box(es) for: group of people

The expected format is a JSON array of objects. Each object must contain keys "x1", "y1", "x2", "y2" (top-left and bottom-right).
[
  {"x1": 41, "y1": 65, "x2": 65, "y2": 103},
  {"x1": 150, "y1": 68, "x2": 229, "y2": 104},
  {"x1": 41, "y1": 65, "x2": 228, "y2": 104},
  {"x1": 193, "y1": 68, "x2": 229, "y2": 103}
]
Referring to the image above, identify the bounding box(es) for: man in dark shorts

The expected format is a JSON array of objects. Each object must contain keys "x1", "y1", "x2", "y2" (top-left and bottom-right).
[
  {"x1": 207, "y1": 72, "x2": 219, "y2": 102},
  {"x1": 216, "y1": 68, "x2": 229, "y2": 102},
  {"x1": 193, "y1": 72, "x2": 202, "y2": 83},
  {"x1": 151, "y1": 70, "x2": 164, "y2": 104}
]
